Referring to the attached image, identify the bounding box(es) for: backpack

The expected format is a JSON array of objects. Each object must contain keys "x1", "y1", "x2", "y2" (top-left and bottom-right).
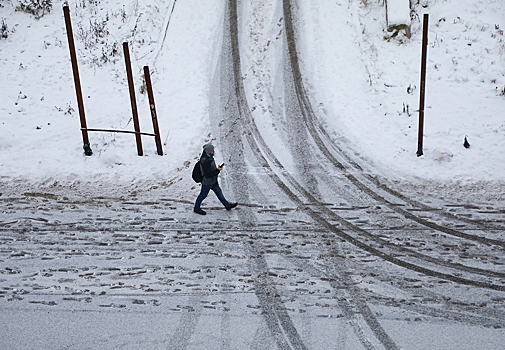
[{"x1": 192, "y1": 160, "x2": 203, "y2": 183}]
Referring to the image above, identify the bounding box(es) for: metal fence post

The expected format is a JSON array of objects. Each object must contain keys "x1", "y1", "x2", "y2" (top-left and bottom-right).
[
  {"x1": 417, "y1": 13, "x2": 429, "y2": 157},
  {"x1": 63, "y1": 5, "x2": 92, "y2": 156},
  {"x1": 143, "y1": 66, "x2": 164, "y2": 156},
  {"x1": 123, "y1": 42, "x2": 143, "y2": 156}
]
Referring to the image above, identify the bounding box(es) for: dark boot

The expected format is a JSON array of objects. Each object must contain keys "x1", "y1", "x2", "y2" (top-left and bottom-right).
[
  {"x1": 194, "y1": 208, "x2": 207, "y2": 215},
  {"x1": 226, "y1": 203, "x2": 238, "y2": 210}
]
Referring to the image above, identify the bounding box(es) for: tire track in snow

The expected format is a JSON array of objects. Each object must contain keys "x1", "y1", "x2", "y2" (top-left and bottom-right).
[
  {"x1": 166, "y1": 293, "x2": 207, "y2": 350},
  {"x1": 229, "y1": 1, "x2": 400, "y2": 348},
  {"x1": 283, "y1": 248, "x2": 505, "y2": 332},
  {"x1": 283, "y1": 0, "x2": 505, "y2": 247},
  {"x1": 4, "y1": 183, "x2": 503, "y2": 282},
  {"x1": 328, "y1": 1, "x2": 504, "y2": 232},
  {"x1": 282, "y1": 252, "x2": 399, "y2": 350},
  {"x1": 281, "y1": 0, "x2": 505, "y2": 280},
  {"x1": 227, "y1": 0, "x2": 505, "y2": 293},
  {"x1": 226, "y1": 1, "x2": 504, "y2": 348},
  {"x1": 215, "y1": 1, "x2": 309, "y2": 349},
  {"x1": 278, "y1": 3, "x2": 399, "y2": 348},
  {"x1": 296, "y1": 0, "x2": 505, "y2": 241}
]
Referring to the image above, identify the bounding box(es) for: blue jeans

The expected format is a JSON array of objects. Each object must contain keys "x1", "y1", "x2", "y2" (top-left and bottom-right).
[{"x1": 194, "y1": 182, "x2": 229, "y2": 210}]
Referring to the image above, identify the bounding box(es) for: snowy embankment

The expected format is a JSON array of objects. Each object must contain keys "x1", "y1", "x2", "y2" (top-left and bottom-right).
[
  {"x1": 1, "y1": 0, "x2": 504, "y2": 196},
  {"x1": 0, "y1": 0, "x2": 223, "y2": 195},
  {"x1": 295, "y1": 0, "x2": 505, "y2": 189}
]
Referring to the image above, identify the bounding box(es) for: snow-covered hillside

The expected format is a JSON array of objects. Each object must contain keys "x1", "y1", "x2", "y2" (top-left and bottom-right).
[
  {"x1": 1, "y1": 1, "x2": 505, "y2": 349},
  {"x1": 1, "y1": 0, "x2": 224, "y2": 194},
  {"x1": 294, "y1": 0, "x2": 505, "y2": 183},
  {"x1": 1, "y1": 0, "x2": 504, "y2": 195}
]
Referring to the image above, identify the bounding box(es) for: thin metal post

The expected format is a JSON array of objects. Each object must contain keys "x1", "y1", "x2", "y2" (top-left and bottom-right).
[
  {"x1": 143, "y1": 66, "x2": 163, "y2": 156},
  {"x1": 123, "y1": 41, "x2": 143, "y2": 156},
  {"x1": 63, "y1": 5, "x2": 92, "y2": 156},
  {"x1": 417, "y1": 13, "x2": 429, "y2": 157}
]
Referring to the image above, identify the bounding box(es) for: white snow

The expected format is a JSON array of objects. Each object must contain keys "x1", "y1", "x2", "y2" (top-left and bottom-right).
[
  {"x1": 386, "y1": 0, "x2": 411, "y2": 27},
  {"x1": 1, "y1": 0, "x2": 224, "y2": 188},
  {"x1": 296, "y1": 0, "x2": 505, "y2": 188},
  {"x1": 1, "y1": 0, "x2": 504, "y2": 191},
  {"x1": 1, "y1": 0, "x2": 505, "y2": 349}
]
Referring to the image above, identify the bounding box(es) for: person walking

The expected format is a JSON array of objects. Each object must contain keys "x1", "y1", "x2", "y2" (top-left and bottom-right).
[{"x1": 194, "y1": 143, "x2": 237, "y2": 215}]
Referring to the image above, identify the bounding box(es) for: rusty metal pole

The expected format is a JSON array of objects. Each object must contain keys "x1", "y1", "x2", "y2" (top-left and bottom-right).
[
  {"x1": 123, "y1": 41, "x2": 143, "y2": 156},
  {"x1": 417, "y1": 13, "x2": 429, "y2": 157},
  {"x1": 143, "y1": 66, "x2": 163, "y2": 156},
  {"x1": 63, "y1": 5, "x2": 92, "y2": 156}
]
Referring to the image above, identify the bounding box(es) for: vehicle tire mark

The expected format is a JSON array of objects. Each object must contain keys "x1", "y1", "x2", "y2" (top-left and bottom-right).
[
  {"x1": 166, "y1": 293, "x2": 206, "y2": 350},
  {"x1": 224, "y1": 0, "x2": 505, "y2": 292},
  {"x1": 279, "y1": 0, "x2": 505, "y2": 277},
  {"x1": 282, "y1": 0, "x2": 505, "y2": 248},
  {"x1": 230, "y1": 0, "x2": 401, "y2": 348},
  {"x1": 220, "y1": 1, "x2": 310, "y2": 348},
  {"x1": 284, "y1": 254, "x2": 393, "y2": 350},
  {"x1": 285, "y1": 248, "x2": 505, "y2": 331}
]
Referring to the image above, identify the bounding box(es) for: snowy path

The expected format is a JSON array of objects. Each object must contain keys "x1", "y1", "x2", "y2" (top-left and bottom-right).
[
  {"x1": 214, "y1": 0, "x2": 505, "y2": 348},
  {"x1": 1, "y1": 0, "x2": 505, "y2": 349},
  {"x1": 2, "y1": 190, "x2": 504, "y2": 349}
]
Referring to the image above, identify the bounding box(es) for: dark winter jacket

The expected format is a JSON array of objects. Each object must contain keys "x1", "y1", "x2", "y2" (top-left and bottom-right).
[{"x1": 200, "y1": 151, "x2": 220, "y2": 186}]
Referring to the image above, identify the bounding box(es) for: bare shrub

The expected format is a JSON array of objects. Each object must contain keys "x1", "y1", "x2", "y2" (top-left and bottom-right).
[
  {"x1": 77, "y1": 17, "x2": 109, "y2": 49},
  {"x1": 16, "y1": 0, "x2": 52, "y2": 19},
  {"x1": 100, "y1": 41, "x2": 120, "y2": 64},
  {"x1": 1, "y1": 19, "x2": 8, "y2": 39}
]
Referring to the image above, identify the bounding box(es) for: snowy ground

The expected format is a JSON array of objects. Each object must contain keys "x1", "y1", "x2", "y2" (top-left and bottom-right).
[
  {"x1": 0, "y1": 0, "x2": 503, "y2": 191},
  {"x1": 1, "y1": 0, "x2": 222, "y2": 190},
  {"x1": 1, "y1": 0, "x2": 505, "y2": 349},
  {"x1": 293, "y1": 0, "x2": 505, "y2": 191}
]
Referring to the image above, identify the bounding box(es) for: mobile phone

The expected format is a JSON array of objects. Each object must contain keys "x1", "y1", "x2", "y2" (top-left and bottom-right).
[{"x1": 220, "y1": 163, "x2": 225, "y2": 168}]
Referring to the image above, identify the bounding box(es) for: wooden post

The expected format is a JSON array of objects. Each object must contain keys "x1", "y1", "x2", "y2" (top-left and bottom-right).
[
  {"x1": 63, "y1": 5, "x2": 92, "y2": 156},
  {"x1": 143, "y1": 66, "x2": 163, "y2": 156},
  {"x1": 417, "y1": 13, "x2": 429, "y2": 157},
  {"x1": 123, "y1": 42, "x2": 143, "y2": 156}
]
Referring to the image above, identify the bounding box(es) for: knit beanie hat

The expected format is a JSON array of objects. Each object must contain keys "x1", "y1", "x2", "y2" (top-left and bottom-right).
[{"x1": 203, "y1": 143, "x2": 214, "y2": 155}]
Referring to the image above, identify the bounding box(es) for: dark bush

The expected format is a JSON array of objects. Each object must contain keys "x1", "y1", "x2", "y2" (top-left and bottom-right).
[
  {"x1": 16, "y1": 0, "x2": 53, "y2": 20},
  {"x1": 1, "y1": 19, "x2": 8, "y2": 39}
]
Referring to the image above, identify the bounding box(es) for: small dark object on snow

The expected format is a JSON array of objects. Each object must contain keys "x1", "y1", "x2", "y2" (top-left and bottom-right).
[
  {"x1": 194, "y1": 208, "x2": 206, "y2": 215},
  {"x1": 463, "y1": 136, "x2": 470, "y2": 149},
  {"x1": 83, "y1": 143, "x2": 93, "y2": 156}
]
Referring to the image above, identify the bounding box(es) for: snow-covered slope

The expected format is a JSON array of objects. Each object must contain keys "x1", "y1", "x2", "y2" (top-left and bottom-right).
[
  {"x1": 1, "y1": 0, "x2": 223, "y2": 193},
  {"x1": 295, "y1": 0, "x2": 505, "y2": 186},
  {"x1": 1, "y1": 0, "x2": 504, "y2": 194}
]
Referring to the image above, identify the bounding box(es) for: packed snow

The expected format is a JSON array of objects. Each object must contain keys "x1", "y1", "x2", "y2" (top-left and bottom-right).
[
  {"x1": 0, "y1": 0, "x2": 503, "y2": 191},
  {"x1": 1, "y1": 0, "x2": 504, "y2": 349}
]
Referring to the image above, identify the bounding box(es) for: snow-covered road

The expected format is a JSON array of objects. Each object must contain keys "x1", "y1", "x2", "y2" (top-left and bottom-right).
[
  {"x1": 0, "y1": 186, "x2": 505, "y2": 349},
  {"x1": 1, "y1": 186, "x2": 504, "y2": 349},
  {"x1": 1, "y1": 0, "x2": 505, "y2": 349}
]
